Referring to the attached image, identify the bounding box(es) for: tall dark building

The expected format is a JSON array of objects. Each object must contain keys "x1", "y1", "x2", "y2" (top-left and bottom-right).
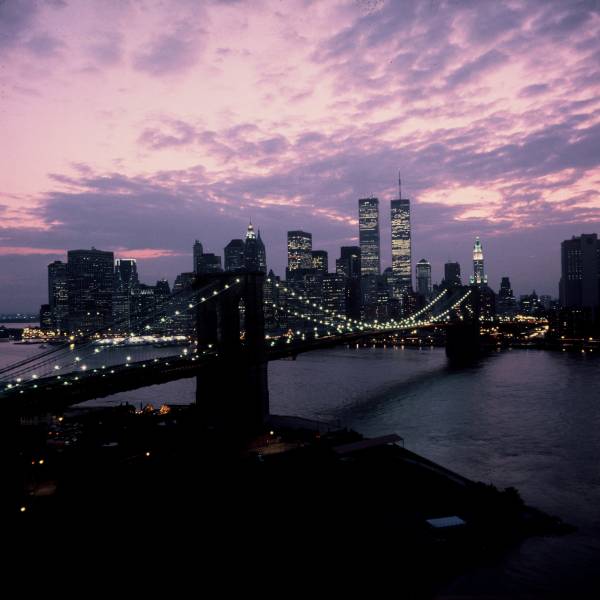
[
  {"x1": 336, "y1": 246, "x2": 361, "y2": 320},
  {"x1": 498, "y1": 277, "x2": 517, "y2": 315},
  {"x1": 559, "y1": 233, "x2": 600, "y2": 308},
  {"x1": 193, "y1": 240, "x2": 204, "y2": 274},
  {"x1": 287, "y1": 230, "x2": 312, "y2": 279},
  {"x1": 312, "y1": 250, "x2": 328, "y2": 274},
  {"x1": 391, "y1": 176, "x2": 411, "y2": 296},
  {"x1": 416, "y1": 259, "x2": 432, "y2": 297},
  {"x1": 114, "y1": 258, "x2": 139, "y2": 290},
  {"x1": 112, "y1": 258, "x2": 139, "y2": 331},
  {"x1": 359, "y1": 197, "x2": 380, "y2": 276},
  {"x1": 336, "y1": 246, "x2": 361, "y2": 279},
  {"x1": 67, "y1": 248, "x2": 114, "y2": 333},
  {"x1": 199, "y1": 253, "x2": 223, "y2": 273},
  {"x1": 244, "y1": 223, "x2": 266, "y2": 272},
  {"x1": 224, "y1": 239, "x2": 245, "y2": 271},
  {"x1": 48, "y1": 260, "x2": 68, "y2": 331},
  {"x1": 443, "y1": 261, "x2": 461, "y2": 287}
]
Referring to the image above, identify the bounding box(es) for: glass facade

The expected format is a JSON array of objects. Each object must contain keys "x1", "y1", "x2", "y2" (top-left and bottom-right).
[
  {"x1": 359, "y1": 197, "x2": 380, "y2": 276},
  {"x1": 391, "y1": 198, "x2": 411, "y2": 296}
]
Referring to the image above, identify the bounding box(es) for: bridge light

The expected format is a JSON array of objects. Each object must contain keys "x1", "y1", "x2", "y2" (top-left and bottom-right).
[
  {"x1": 126, "y1": 356, "x2": 131, "y2": 361},
  {"x1": 32, "y1": 374, "x2": 38, "y2": 379},
  {"x1": 213, "y1": 290, "x2": 218, "y2": 295},
  {"x1": 81, "y1": 365, "x2": 87, "y2": 371}
]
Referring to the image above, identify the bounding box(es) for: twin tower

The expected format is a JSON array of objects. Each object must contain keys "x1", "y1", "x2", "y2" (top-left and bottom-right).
[{"x1": 359, "y1": 175, "x2": 411, "y2": 299}]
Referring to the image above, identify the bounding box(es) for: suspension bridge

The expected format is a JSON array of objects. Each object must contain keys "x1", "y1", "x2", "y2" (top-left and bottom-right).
[{"x1": 1, "y1": 273, "x2": 474, "y2": 426}]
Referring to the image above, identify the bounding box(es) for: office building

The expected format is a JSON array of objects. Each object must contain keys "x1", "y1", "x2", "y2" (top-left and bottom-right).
[
  {"x1": 67, "y1": 248, "x2": 114, "y2": 333},
  {"x1": 244, "y1": 223, "x2": 267, "y2": 272},
  {"x1": 287, "y1": 230, "x2": 312, "y2": 279},
  {"x1": 391, "y1": 188, "x2": 411, "y2": 296},
  {"x1": 224, "y1": 239, "x2": 245, "y2": 271},
  {"x1": 48, "y1": 260, "x2": 68, "y2": 331},
  {"x1": 416, "y1": 259, "x2": 432, "y2": 297},
  {"x1": 559, "y1": 233, "x2": 600, "y2": 308},
  {"x1": 359, "y1": 197, "x2": 380, "y2": 276},
  {"x1": 312, "y1": 250, "x2": 328, "y2": 274},
  {"x1": 443, "y1": 262, "x2": 461, "y2": 287}
]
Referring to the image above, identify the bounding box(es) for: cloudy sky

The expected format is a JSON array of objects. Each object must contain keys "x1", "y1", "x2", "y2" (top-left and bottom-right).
[{"x1": 1, "y1": 0, "x2": 599, "y2": 311}]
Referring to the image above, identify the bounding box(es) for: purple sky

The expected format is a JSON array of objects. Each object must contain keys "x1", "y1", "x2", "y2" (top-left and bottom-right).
[{"x1": 1, "y1": 0, "x2": 600, "y2": 312}]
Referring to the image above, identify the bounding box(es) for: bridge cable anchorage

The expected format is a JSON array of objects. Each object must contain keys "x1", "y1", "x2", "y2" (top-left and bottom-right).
[{"x1": 1, "y1": 277, "x2": 242, "y2": 389}]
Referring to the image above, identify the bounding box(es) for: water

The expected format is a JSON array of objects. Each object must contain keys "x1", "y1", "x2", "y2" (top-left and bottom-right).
[{"x1": 2, "y1": 342, "x2": 599, "y2": 595}]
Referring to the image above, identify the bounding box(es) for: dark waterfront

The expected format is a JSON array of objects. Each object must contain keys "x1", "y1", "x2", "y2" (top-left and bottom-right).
[{"x1": 4, "y1": 343, "x2": 600, "y2": 595}]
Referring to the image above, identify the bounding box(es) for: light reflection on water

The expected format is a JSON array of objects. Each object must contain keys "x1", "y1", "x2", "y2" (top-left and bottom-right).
[{"x1": 2, "y1": 342, "x2": 599, "y2": 594}]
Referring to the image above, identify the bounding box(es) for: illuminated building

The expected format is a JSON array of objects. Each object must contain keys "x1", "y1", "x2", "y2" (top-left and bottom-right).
[
  {"x1": 391, "y1": 194, "x2": 411, "y2": 296},
  {"x1": 287, "y1": 230, "x2": 312, "y2": 280},
  {"x1": 48, "y1": 260, "x2": 68, "y2": 331},
  {"x1": 469, "y1": 237, "x2": 487, "y2": 286},
  {"x1": 312, "y1": 250, "x2": 328, "y2": 274},
  {"x1": 416, "y1": 259, "x2": 432, "y2": 297},
  {"x1": 323, "y1": 273, "x2": 347, "y2": 316},
  {"x1": 559, "y1": 233, "x2": 600, "y2": 308},
  {"x1": 359, "y1": 198, "x2": 380, "y2": 276},
  {"x1": 67, "y1": 248, "x2": 114, "y2": 333}
]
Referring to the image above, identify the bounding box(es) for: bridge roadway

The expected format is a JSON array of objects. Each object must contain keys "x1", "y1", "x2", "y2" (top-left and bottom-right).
[{"x1": 1, "y1": 326, "x2": 432, "y2": 414}]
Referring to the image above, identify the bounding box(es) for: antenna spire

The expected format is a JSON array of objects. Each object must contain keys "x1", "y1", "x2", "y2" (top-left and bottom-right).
[{"x1": 398, "y1": 170, "x2": 402, "y2": 199}]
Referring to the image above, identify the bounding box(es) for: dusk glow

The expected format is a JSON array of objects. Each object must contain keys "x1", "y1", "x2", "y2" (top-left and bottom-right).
[{"x1": 2, "y1": 0, "x2": 600, "y2": 310}]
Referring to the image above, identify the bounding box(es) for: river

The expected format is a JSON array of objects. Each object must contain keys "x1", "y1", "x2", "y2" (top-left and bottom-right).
[{"x1": 2, "y1": 342, "x2": 599, "y2": 596}]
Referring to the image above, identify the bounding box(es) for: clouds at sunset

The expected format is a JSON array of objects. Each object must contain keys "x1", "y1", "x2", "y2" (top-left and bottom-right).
[{"x1": 1, "y1": 0, "x2": 599, "y2": 310}]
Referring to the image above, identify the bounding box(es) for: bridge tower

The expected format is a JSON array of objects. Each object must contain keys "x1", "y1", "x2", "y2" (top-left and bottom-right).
[
  {"x1": 445, "y1": 285, "x2": 482, "y2": 364},
  {"x1": 195, "y1": 272, "x2": 269, "y2": 432}
]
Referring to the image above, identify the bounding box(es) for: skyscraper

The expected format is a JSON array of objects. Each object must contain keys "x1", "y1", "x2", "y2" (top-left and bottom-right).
[
  {"x1": 287, "y1": 230, "x2": 312, "y2": 279},
  {"x1": 114, "y1": 258, "x2": 139, "y2": 290},
  {"x1": 470, "y1": 237, "x2": 487, "y2": 286},
  {"x1": 67, "y1": 248, "x2": 114, "y2": 333},
  {"x1": 336, "y1": 246, "x2": 361, "y2": 279},
  {"x1": 311, "y1": 250, "x2": 328, "y2": 274},
  {"x1": 443, "y1": 261, "x2": 461, "y2": 287},
  {"x1": 243, "y1": 222, "x2": 266, "y2": 272},
  {"x1": 358, "y1": 197, "x2": 380, "y2": 276},
  {"x1": 113, "y1": 258, "x2": 139, "y2": 331},
  {"x1": 48, "y1": 260, "x2": 68, "y2": 331},
  {"x1": 497, "y1": 276, "x2": 517, "y2": 315},
  {"x1": 559, "y1": 233, "x2": 600, "y2": 308},
  {"x1": 416, "y1": 259, "x2": 432, "y2": 297},
  {"x1": 193, "y1": 240, "x2": 204, "y2": 274},
  {"x1": 390, "y1": 175, "x2": 411, "y2": 295},
  {"x1": 224, "y1": 239, "x2": 245, "y2": 271}
]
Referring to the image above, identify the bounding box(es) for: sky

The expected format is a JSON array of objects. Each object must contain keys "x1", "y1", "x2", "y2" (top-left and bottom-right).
[{"x1": 1, "y1": 0, "x2": 600, "y2": 312}]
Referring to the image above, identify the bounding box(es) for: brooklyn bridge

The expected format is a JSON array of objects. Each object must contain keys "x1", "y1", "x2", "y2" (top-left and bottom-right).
[{"x1": 1, "y1": 272, "x2": 474, "y2": 426}]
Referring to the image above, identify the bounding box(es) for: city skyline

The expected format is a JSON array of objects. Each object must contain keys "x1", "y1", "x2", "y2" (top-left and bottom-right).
[{"x1": 2, "y1": 1, "x2": 600, "y2": 310}]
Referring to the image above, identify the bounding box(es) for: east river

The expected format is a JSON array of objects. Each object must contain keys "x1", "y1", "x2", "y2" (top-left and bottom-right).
[{"x1": 2, "y1": 337, "x2": 599, "y2": 596}]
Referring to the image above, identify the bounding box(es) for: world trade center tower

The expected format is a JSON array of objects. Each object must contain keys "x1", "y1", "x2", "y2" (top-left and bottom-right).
[
  {"x1": 391, "y1": 174, "x2": 412, "y2": 297},
  {"x1": 358, "y1": 197, "x2": 381, "y2": 276}
]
